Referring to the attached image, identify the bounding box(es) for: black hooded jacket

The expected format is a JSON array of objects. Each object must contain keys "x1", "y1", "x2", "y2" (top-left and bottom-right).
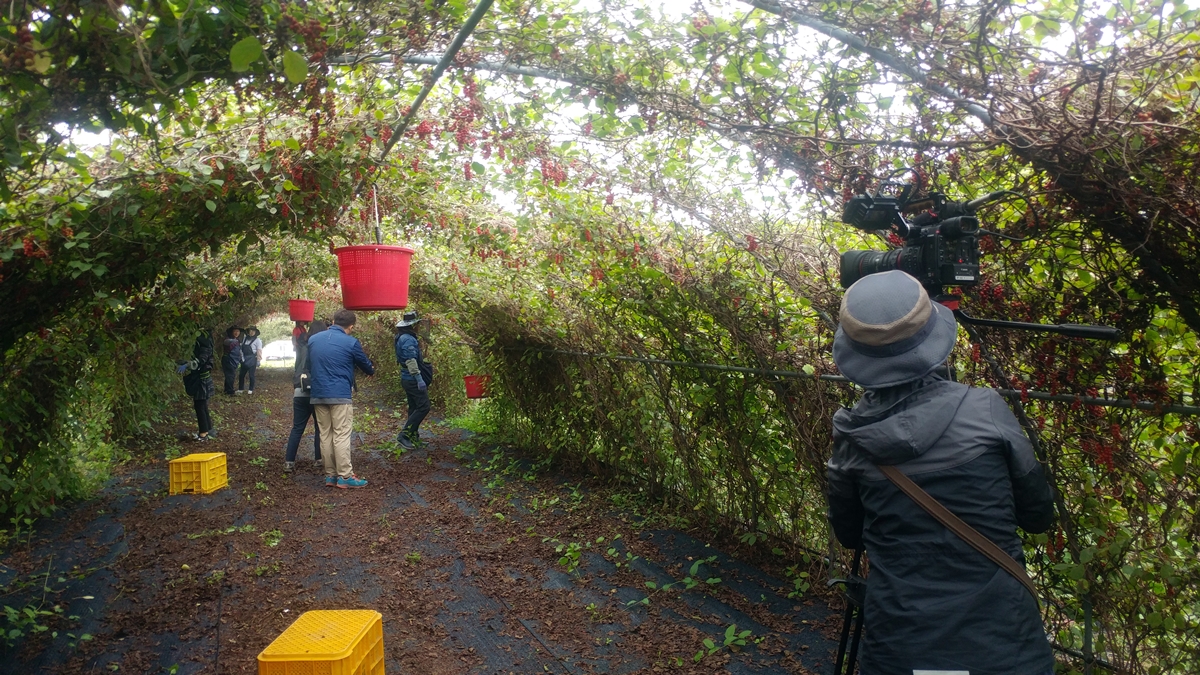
[
  {"x1": 827, "y1": 374, "x2": 1056, "y2": 675},
  {"x1": 183, "y1": 334, "x2": 216, "y2": 400}
]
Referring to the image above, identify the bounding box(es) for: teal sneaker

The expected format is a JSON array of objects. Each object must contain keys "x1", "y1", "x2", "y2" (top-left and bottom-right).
[
  {"x1": 324, "y1": 476, "x2": 336, "y2": 488},
  {"x1": 337, "y1": 475, "x2": 368, "y2": 489}
]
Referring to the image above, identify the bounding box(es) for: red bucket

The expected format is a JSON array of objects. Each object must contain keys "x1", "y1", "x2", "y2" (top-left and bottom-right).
[
  {"x1": 288, "y1": 299, "x2": 316, "y2": 322},
  {"x1": 463, "y1": 375, "x2": 491, "y2": 399},
  {"x1": 334, "y1": 245, "x2": 415, "y2": 311}
]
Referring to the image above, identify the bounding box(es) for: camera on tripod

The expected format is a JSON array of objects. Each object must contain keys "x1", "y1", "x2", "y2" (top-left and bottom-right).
[
  {"x1": 837, "y1": 178, "x2": 1121, "y2": 341},
  {"x1": 840, "y1": 182, "x2": 986, "y2": 291}
]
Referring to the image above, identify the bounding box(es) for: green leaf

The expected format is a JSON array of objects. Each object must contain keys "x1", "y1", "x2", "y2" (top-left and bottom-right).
[
  {"x1": 285, "y1": 138, "x2": 302, "y2": 151},
  {"x1": 230, "y1": 37, "x2": 264, "y2": 72},
  {"x1": 205, "y1": 200, "x2": 216, "y2": 212},
  {"x1": 1171, "y1": 447, "x2": 1189, "y2": 476},
  {"x1": 282, "y1": 51, "x2": 308, "y2": 84}
]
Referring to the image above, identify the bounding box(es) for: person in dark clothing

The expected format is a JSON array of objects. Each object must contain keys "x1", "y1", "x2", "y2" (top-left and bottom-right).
[
  {"x1": 393, "y1": 311, "x2": 431, "y2": 451},
  {"x1": 179, "y1": 330, "x2": 217, "y2": 441},
  {"x1": 237, "y1": 325, "x2": 263, "y2": 394},
  {"x1": 221, "y1": 326, "x2": 243, "y2": 395},
  {"x1": 284, "y1": 320, "x2": 326, "y2": 472},
  {"x1": 292, "y1": 321, "x2": 308, "y2": 351},
  {"x1": 826, "y1": 270, "x2": 1056, "y2": 675}
]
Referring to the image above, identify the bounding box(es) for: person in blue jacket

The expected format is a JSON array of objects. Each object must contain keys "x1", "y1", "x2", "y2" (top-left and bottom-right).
[
  {"x1": 307, "y1": 309, "x2": 375, "y2": 488},
  {"x1": 826, "y1": 270, "x2": 1056, "y2": 675},
  {"x1": 393, "y1": 311, "x2": 431, "y2": 450}
]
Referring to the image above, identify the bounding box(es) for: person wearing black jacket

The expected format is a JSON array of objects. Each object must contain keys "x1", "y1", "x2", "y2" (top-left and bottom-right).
[
  {"x1": 284, "y1": 320, "x2": 326, "y2": 472},
  {"x1": 393, "y1": 311, "x2": 431, "y2": 450},
  {"x1": 826, "y1": 270, "x2": 1056, "y2": 675},
  {"x1": 179, "y1": 330, "x2": 217, "y2": 441},
  {"x1": 237, "y1": 325, "x2": 263, "y2": 394},
  {"x1": 221, "y1": 326, "x2": 242, "y2": 395}
]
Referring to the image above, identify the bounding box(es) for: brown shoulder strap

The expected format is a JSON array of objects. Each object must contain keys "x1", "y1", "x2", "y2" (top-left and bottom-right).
[{"x1": 877, "y1": 465, "x2": 1039, "y2": 604}]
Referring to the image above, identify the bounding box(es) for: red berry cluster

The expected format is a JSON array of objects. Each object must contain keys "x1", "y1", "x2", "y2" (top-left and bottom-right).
[
  {"x1": 283, "y1": 15, "x2": 328, "y2": 62},
  {"x1": 257, "y1": 119, "x2": 268, "y2": 154},
  {"x1": 448, "y1": 107, "x2": 477, "y2": 150},
  {"x1": 22, "y1": 236, "x2": 48, "y2": 258},
  {"x1": 977, "y1": 280, "x2": 1005, "y2": 301},
  {"x1": 0, "y1": 25, "x2": 35, "y2": 71},
  {"x1": 1081, "y1": 439, "x2": 1116, "y2": 472},
  {"x1": 539, "y1": 158, "x2": 567, "y2": 185}
]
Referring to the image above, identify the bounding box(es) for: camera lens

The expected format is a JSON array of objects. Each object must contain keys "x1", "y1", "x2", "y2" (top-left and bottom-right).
[{"x1": 839, "y1": 249, "x2": 905, "y2": 288}]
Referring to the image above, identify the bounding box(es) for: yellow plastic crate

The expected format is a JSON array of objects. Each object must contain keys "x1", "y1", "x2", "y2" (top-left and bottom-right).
[
  {"x1": 258, "y1": 610, "x2": 384, "y2": 675},
  {"x1": 167, "y1": 452, "x2": 228, "y2": 495}
]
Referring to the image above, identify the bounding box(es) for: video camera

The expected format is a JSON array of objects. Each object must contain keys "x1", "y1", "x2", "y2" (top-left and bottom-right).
[
  {"x1": 838, "y1": 179, "x2": 1120, "y2": 341},
  {"x1": 839, "y1": 182, "x2": 993, "y2": 292}
]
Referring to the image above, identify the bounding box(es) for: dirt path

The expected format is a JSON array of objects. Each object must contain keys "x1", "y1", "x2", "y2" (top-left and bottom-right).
[{"x1": 0, "y1": 366, "x2": 841, "y2": 674}]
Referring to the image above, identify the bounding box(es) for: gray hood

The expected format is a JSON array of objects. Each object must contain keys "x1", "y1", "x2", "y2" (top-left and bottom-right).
[{"x1": 832, "y1": 374, "x2": 969, "y2": 465}]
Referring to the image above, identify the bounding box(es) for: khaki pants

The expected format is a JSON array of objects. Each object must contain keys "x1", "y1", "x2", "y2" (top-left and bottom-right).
[{"x1": 314, "y1": 404, "x2": 354, "y2": 478}]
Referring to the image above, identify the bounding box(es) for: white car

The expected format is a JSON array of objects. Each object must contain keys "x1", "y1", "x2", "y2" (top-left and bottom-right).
[{"x1": 262, "y1": 339, "x2": 296, "y2": 361}]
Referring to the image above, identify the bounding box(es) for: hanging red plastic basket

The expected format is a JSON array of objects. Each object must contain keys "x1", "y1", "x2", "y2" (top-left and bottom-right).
[
  {"x1": 463, "y1": 375, "x2": 492, "y2": 399},
  {"x1": 333, "y1": 245, "x2": 415, "y2": 311},
  {"x1": 288, "y1": 299, "x2": 316, "y2": 322}
]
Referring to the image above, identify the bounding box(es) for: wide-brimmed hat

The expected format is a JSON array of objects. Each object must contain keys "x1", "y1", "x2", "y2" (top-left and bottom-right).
[
  {"x1": 395, "y1": 311, "x2": 422, "y2": 328},
  {"x1": 244, "y1": 325, "x2": 259, "y2": 337},
  {"x1": 832, "y1": 270, "x2": 958, "y2": 389}
]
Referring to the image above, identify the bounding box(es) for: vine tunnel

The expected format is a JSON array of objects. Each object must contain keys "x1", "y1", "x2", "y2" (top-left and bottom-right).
[{"x1": 1, "y1": 0, "x2": 1199, "y2": 673}]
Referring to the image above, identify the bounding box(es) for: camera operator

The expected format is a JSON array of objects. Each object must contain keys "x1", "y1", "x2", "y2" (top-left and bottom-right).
[{"x1": 827, "y1": 270, "x2": 1056, "y2": 675}]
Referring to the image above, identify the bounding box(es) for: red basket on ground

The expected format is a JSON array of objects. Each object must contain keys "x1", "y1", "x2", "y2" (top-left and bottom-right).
[
  {"x1": 288, "y1": 299, "x2": 316, "y2": 322},
  {"x1": 463, "y1": 375, "x2": 491, "y2": 399},
  {"x1": 333, "y1": 245, "x2": 415, "y2": 311}
]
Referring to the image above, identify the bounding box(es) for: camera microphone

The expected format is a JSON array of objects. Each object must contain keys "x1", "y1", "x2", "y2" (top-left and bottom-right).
[{"x1": 965, "y1": 191, "x2": 1012, "y2": 212}]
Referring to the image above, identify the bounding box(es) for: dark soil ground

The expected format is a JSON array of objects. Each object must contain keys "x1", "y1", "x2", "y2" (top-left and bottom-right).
[{"x1": 0, "y1": 366, "x2": 843, "y2": 674}]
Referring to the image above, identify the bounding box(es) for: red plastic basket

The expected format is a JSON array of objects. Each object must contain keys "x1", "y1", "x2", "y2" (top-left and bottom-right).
[
  {"x1": 333, "y1": 245, "x2": 415, "y2": 311},
  {"x1": 463, "y1": 375, "x2": 491, "y2": 399},
  {"x1": 288, "y1": 299, "x2": 316, "y2": 322}
]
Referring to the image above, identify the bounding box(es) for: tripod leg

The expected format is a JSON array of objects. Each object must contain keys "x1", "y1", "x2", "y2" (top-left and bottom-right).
[
  {"x1": 846, "y1": 602, "x2": 865, "y2": 674},
  {"x1": 834, "y1": 602, "x2": 854, "y2": 674},
  {"x1": 833, "y1": 548, "x2": 863, "y2": 674}
]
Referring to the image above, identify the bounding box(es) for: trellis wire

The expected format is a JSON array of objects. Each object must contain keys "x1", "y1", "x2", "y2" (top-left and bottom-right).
[{"x1": 509, "y1": 347, "x2": 1200, "y2": 417}]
